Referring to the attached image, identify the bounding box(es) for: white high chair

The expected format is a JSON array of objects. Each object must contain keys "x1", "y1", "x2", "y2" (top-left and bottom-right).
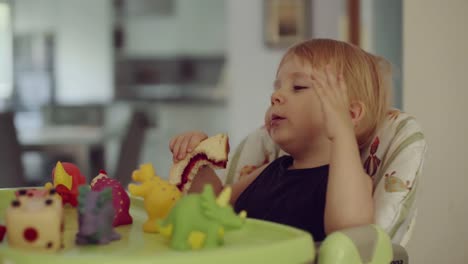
[{"x1": 221, "y1": 109, "x2": 427, "y2": 263}]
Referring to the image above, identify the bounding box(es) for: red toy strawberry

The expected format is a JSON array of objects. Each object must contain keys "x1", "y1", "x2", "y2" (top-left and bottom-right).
[
  {"x1": 90, "y1": 170, "x2": 132, "y2": 227},
  {"x1": 0, "y1": 225, "x2": 6, "y2": 242}
]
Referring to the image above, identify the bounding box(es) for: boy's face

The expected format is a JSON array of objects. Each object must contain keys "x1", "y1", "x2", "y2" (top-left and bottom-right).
[{"x1": 266, "y1": 55, "x2": 327, "y2": 151}]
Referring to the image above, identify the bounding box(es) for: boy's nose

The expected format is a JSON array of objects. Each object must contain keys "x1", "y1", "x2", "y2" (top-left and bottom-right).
[{"x1": 271, "y1": 90, "x2": 285, "y2": 105}]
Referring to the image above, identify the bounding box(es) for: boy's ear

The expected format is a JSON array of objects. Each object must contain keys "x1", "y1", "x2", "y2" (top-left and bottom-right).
[{"x1": 349, "y1": 101, "x2": 365, "y2": 127}]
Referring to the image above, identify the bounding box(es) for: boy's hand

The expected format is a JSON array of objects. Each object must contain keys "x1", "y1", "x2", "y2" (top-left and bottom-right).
[
  {"x1": 169, "y1": 131, "x2": 208, "y2": 162},
  {"x1": 311, "y1": 64, "x2": 355, "y2": 142}
]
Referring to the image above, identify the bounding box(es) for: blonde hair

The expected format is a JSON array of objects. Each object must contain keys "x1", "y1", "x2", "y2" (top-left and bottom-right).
[{"x1": 279, "y1": 39, "x2": 391, "y2": 149}]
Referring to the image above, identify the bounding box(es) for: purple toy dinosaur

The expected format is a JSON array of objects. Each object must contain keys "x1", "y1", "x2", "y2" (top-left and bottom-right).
[{"x1": 76, "y1": 186, "x2": 121, "y2": 245}]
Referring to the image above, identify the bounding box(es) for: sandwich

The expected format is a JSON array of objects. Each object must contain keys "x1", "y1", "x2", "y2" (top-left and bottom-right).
[{"x1": 169, "y1": 133, "x2": 229, "y2": 193}]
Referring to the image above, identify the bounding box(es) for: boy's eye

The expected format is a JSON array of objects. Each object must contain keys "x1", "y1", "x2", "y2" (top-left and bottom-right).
[{"x1": 293, "y1": 85, "x2": 308, "y2": 90}]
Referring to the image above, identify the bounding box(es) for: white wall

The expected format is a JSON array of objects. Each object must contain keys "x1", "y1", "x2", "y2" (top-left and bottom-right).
[
  {"x1": 403, "y1": 1, "x2": 468, "y2": 263},
  {"x1": 55, "y1": 0, "x2": 113, "y2": 104},
  {"x1": 312, "y1": 0, "x2": 344, "y2": 39},
  {"x1": 13, "y1": 0, "x2": 58, "y2": 34},
  {"x1": 226, "y1": 0, "x2": 282, "y2": 146},
  {"x1": 227, "y1": 0, "x2": 343, "y2": 146},
  {"x1": 125, "y1": 0, "x2": 225, "y2": 57},
  {"x1": 13, "y1": 0, "x2": 113, "y2": 104}
]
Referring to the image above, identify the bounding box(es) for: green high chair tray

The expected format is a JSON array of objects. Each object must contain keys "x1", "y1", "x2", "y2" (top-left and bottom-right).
[{"x1": 0, "y1": 188, "x2": 315, "y2": 264}]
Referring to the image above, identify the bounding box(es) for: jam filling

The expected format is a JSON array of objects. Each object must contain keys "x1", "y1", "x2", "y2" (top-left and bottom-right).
[{"x1": 177, "y1": 153, "x2": 227, "y2": 191}]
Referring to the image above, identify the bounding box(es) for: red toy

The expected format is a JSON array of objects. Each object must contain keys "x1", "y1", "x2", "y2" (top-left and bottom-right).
[
  {"x1": 90, "y1": 170, "x2": 133, "y2": 227},
  {"x1": 0, "y1": 225, "x2": 6, "y2": 242},
  {"x1": 45, "y1": 161, "x2": 87, "y2": 207}
]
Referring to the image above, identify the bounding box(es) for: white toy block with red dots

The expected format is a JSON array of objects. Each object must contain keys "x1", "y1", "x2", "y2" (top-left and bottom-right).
[{"x1": 5, "y1": 188, "x2": 64, "y2": 252}]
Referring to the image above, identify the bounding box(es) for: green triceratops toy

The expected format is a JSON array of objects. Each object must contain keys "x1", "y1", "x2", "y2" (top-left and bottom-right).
[{"x1": 159, "y1": 185, "x2": 246, "y2": 250}]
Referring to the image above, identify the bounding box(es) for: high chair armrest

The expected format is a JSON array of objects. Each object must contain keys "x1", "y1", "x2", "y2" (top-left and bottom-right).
[{"x1": 312, "y1": 224, "x2": 408, "y2": 264}]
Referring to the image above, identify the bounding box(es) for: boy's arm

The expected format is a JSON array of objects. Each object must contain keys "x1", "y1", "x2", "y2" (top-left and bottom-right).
[
  {"x1": 324, "y1": 133, "x2": 374, "y2": 235},
  {"x1": 229, "y1": 163, "x2": 268, "y2": 205},
  {"x1": 310, "y1": 65, "x2": 374, "y2": 235},
  {"x1": 188, "y1": 163, "x2": 269, "y2": 206}
]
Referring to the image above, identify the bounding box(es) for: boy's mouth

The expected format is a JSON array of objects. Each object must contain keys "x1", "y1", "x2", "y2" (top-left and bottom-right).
[
  {"x1": 271, "y1": 114, "x2": 286, "y2": 126},
  {"x1": 272, "y1": 114, "x2": 285, "y2": 120}
]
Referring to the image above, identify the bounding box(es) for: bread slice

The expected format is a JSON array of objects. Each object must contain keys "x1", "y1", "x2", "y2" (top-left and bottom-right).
[{"x1": 169, "y1": 133, "x2": 229, "y2": 193}]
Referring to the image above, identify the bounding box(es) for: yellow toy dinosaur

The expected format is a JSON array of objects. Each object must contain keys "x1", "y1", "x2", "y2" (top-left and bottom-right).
[{"x1": 128, "y1": 163, "x2": 181, "y2": 233}]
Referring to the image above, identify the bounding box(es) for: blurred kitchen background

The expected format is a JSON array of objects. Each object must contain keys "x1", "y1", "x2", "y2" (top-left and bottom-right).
[
  {"x1": 0, "y1": 0, "x2": 403, "y2": 186},
  {"x1": 1, "y1": 0, "x2": 232, "y2": 185}
]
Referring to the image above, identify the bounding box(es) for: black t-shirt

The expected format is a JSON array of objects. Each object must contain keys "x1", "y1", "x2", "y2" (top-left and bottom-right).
[{"x1": 234, "y1": 155, "x2": 329, "y2": 241}]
